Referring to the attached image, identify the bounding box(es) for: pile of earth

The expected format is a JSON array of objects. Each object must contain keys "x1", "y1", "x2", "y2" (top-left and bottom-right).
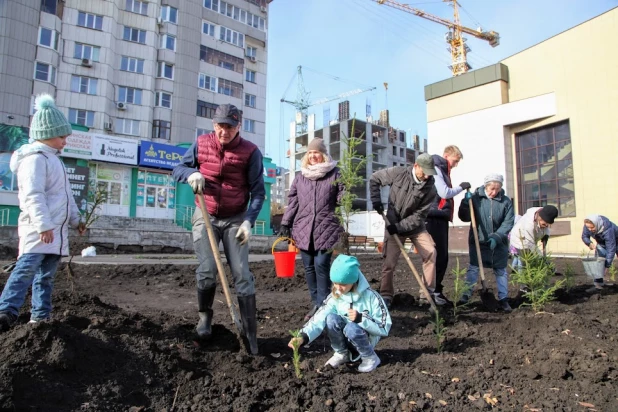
[{"x1": 0, "y1": 254, "x2": 617, "y2": 411}]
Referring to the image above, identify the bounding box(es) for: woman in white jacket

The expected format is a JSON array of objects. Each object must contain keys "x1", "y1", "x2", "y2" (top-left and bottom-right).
[
  {"x1": 0, "y1": 94, "x2": 83, "y2": 331},
  {"x1": 509, "y1": 205, "x2": 558, "y2": 273}
]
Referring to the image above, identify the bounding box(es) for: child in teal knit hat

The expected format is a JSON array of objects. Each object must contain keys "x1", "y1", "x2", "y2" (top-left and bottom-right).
[
  {"x1": 0, "y1": 94, "x2": 84, "y2": 331},
  {"x1": 288, "y1": 254, "x2": 392, "y2": 373}
]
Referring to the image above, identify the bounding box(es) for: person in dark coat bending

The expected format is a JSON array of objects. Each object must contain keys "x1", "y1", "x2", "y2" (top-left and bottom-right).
[{"x1": 280, "y1": 138, "x2": 344, "y2": 321}]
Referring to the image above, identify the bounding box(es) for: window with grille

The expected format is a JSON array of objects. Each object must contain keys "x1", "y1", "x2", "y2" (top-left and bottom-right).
[{"x1": 515, "y1": 120, "x2": 575, "y2": 217}]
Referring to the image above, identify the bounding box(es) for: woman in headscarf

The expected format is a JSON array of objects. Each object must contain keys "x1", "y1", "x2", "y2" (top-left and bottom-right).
[
  {"x1": 280, "y1": 138, "x2": 345, "y2": 321},
  {"x1": 582, "y1": 214, "x2": 618, "y2": 290},
  {"x1": 458, "y1": 173, "x2": 515, "y2": 312}
]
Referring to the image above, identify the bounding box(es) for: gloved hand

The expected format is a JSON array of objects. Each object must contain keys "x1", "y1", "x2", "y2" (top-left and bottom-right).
[
  {"x1": 278, "y1": 225, "x2": 291, "y2": 238},
  {"x1": 188, "y1": 172, "x2": 206, "y2": 194},
  {"x1": 488, "y1": 238, "x2": 497, "y2": 250},
  {"x1": 541, "y1": 234, "x2": 549, "y2": 246},
  {"x1": 386, "y1": 224, "x2": 399, "y2": 235},
  {"x1": 464, "y1": 190, "x2": 473, "y2": 200},
  {"x1": 235, "y1": 220, "x2": 252, "y2": 245},
  {"x1": 372, "y1": 201, "x2": 384, "y2": 215},
  {"x1": 459, "y1": 182, "x2": 471, "y2": 190}
]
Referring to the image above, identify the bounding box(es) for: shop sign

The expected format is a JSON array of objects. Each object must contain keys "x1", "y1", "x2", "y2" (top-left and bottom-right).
[
  {"x1": 62, "y1": 158, "x2": 90, "y2": 213},
  {"x1": 139, "y1": 141, "x2": 187, "y2": 170},
  {"x1": 92, "y1": 135, "x2": 138, "y2": 165},
  {"x1": 63, "y1": 132, "x2": 93, "y2": 159}
]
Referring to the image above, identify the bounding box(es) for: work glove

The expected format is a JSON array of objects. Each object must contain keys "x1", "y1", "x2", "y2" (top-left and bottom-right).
[
  {"x1": 464, "y1": 190, "x2": 473, "y2": 200},
  {"x1": 372, "y1": 201, "x2": 384, "y2": 215},
  {"x1": 235, "y1": 220, "x2": 252, "y2": 245},
  {"x1": 188, "y1": 172, "x2": 206, "y2": 194},
  {"x1": 488, "y1": 238, "x2": 497, "y2": 250},
  {"x1": 278, "y1": 224, "x2": 291, "y2": 238},
  {"x1": 541, "y1": 234, "x2": 549, "y2": 246},
  {"x1": 459, "y1": 182, "x2": 471, "y2": 190},
  {"x1": 386, "y1": 224, "x2": 399, "y2": 236}
]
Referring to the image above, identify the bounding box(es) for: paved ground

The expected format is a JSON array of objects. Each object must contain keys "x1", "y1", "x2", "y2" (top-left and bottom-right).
[{"x1": 63, "y1": 253, "x2": 280, "y2": 265}]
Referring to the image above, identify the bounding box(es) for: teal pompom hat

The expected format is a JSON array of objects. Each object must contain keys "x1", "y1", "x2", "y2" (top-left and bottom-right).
[
  {"x1": 330, "y1": 254, "x2": 361, "y2": 285},
  {"x1": 30, "y1": 94, "x2": 72, "y2": 141}
]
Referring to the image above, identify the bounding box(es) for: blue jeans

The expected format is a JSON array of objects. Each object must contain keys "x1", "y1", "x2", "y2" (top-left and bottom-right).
[
  {"x1": 325, "y1": 313, "x2": 374, "y2": 359},
  {"x1": 192, "y1": 208, "x2": 254, "y2": 296},
  {"x1": 300, "y1": 249, "x2": 332, "y2": 306},
  {"x1": 0, "y1": 253, "x2": 61, "y2": 320},
  {"x1": 464, "y1": 265, "x2": 509, "y2": 301}
]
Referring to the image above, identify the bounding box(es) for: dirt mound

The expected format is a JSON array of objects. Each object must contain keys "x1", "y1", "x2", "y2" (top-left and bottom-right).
[{"x1": 0, "y1": 255, "x2": 616, "y2": 411}]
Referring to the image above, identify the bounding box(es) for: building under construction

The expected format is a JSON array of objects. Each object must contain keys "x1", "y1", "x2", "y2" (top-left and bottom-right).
[{"x1": 285, "y1": 102, "x2": 426, "y2": 211}]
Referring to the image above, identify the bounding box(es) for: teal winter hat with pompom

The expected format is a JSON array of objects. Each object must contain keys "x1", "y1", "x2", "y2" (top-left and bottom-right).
[
  {"x1": 30, "y1": 94, "x2": 72, "y2": 141},
  {"x1": 330, "y1": 254, "x2": 361, "y2": 285}
]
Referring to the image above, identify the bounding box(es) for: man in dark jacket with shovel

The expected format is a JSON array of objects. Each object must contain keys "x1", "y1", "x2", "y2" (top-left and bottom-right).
[
  {"x1": 173, "y1": 104, "x2": 265, "y2": 354},
  {"x1": 370, "y1": 153, "x2": 438, "y2": 309}
]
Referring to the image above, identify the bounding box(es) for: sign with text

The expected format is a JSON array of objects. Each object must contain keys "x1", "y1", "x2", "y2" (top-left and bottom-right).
[
  {"x1": 138, "y1": 141, "x2": 187, "y2": 170},
  {"x1": 92, "y1": 135, "x2": 138, "y2": 165},
  {"x1": 62, "y1": 158, "x2": 90, "y2": 213},
  {"x1": 63, "y1": 132, "x2": 93, "y2": 159}
]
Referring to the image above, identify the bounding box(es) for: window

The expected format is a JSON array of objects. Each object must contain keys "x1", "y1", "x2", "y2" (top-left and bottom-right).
[
  {"x1": 34, "y1": 62, "x2": 56, "y2": 84},
  {"x1": 198, "y1": 73, "x2": 217, "y2": 91},
  {"x1": 115, "y1": 118, "x2": 140, "y2": 136},
  {"x1": 118, "y1": 87, "x2": 142, "y2": 104},
  {"x1": 41, "y1": 0, "x2": 57, "y2": 15},
  {"x1": 515, "y1": 121, "x2": 575, "y2": 217},
  {"x1": 160, "y1": 34, "x2": 176, "y2": 51},
  {"x1": 71, "y1": 76, "x2": 98, "y2": 95},
  {"x1": 196, "y1": 128, "x2": 209, "y2": 138},
  {"x1": 161, "y1": 6, "x2": 178, "y2": 23},
  {"x1": 38, "y1": 27, "x2": 58, "y2": 50},
  {"x1": 399, "y1": 148, "x2": 404, "y2": 157},
  {"x1": 245, "y1": 69, "x2": 256, "y2": 83},
  {"x1": 200, "y1": 45, "x2": 244, "y2": 74},
  {"x1": 203, "y1": 0, "x2": 219, "y2": 12},
  {"x1": 155, "y1": 92, "x2": 172, "y2": 108},
  {"x1": 68, "y1": 109, "x2": 95, "y2": 127},
  {"x1": 197, "y1": 100, "x2": 218, "y2": 118},
  {"x1": 77, "y1": 12, "x2": 103, "y2": 30},
  {"x1": 245, "y1": 46, "x2": 257, "y2": 58},
  {"x1": 244, "y1": 93, "x2": 256, "y2": 108},
  {"x1": 157, "y1": 62, "x2": 174, "y2": 79},
  {"x1": 392, "y1": 147, "x2": 397, "y2": 156},
  {"x1": 243, "y1": 119, "x2": 255, "y2": 133},
  {"x1": 120, "y1": 56, "x2": 144, "y2": 73},
  {"x1": 125, "y1": 0, "x2": 148, "y2": 15},
  {"x1": 153, "y1": 120, "x2": 171, "y2": 140},
  {"x1": 218, "y1": 78, "x2": 243, "y2": 98},
  {"x1": 219, "y1": 26, "x2": 244, "y2": 48},
  {"x1": 74, "y1": 43, "x2": 100, "y2": 61},
  {"x1": 202, "y1": 21, "x2": 215, "y2": 36},
  {"x1": 123, "y1": 26, "x2": 146, "y2": 44},
  {"x1": 399, "y1": 132, "x2": 405, "y2": 142}
]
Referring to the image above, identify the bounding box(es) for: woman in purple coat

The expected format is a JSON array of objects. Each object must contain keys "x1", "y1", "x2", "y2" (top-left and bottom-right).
[{"x1": 279, "y1": 138, "x2": 345, "y2": 320}]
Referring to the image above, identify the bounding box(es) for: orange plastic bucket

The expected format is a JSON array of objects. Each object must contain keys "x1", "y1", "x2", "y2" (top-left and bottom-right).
[{"x1": 272, "y1": 237, "x2": 297, "y2": 278}]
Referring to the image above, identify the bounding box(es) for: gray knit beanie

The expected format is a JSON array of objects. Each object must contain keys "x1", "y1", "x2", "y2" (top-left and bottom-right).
[
  {"x1": 30, "y1": 94, "x2": 73, "y2": 141},
  {"x1": 308, "y1": 138, "x2": 327, "y2": 154}
]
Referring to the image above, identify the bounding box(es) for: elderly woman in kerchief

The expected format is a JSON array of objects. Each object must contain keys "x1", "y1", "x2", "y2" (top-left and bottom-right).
[
  {"x1": 457, "y1": 173, "x2": 515, "y2": 312},
  {"x1": 280, "y1": 138, "x2": 345, "y2": 321},
  {"x1": 582, "y1": 214, "x2": 618, "y2": 291}
]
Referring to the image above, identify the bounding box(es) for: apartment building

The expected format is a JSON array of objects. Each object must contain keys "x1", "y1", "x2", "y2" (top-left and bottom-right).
[{"x1": 0, "y1": 0, "x2": 269, "y2": 224}]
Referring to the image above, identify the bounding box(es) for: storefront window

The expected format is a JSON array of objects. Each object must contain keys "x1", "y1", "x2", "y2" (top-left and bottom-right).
[
  {"x1": 136, "y1": 169, "x2": 176, "y2": 218},
  {"x1": 89, "y1": 163, "x2": 132, "y2": 217}
]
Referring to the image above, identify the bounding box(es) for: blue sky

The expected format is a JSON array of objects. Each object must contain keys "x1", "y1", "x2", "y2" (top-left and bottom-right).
[{"x1": 263, "y1": 0, "x2": 617, "y2": 165}]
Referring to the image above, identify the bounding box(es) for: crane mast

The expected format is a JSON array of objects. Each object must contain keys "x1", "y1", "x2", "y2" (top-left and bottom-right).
[{"x1": 373, "y1": 0, "x2": 500, "y2": 76}]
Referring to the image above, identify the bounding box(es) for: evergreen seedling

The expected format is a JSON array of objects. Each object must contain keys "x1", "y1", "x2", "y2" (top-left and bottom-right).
[
  {"x1": 430, "y1": 310, "x2": 447, "y2": 353},
  {"x1": 450, "y1": 258, "x2": 472, "y2": 320},
  {"x1": 510, "y1": 249, "x2": 564, "y2": 312},
  {"x1": 563, "y1": 262, "x2": 575, "y2": 292},
  {"x1": 289, "y1": 330, "x2": 303, "y2": 379},
  {"x1": 609, "y1": 264, "x2": 617, "y2": 282}
]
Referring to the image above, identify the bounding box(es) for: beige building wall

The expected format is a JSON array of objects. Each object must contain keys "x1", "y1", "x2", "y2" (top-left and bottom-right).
[{"x1": 425, "y1": 7, "x2": 618, "y2": 255}]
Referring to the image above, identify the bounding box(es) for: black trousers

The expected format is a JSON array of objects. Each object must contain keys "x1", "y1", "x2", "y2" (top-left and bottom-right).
[{"x1": 425, "y1": 217, "x2": 449, "y2": 293}]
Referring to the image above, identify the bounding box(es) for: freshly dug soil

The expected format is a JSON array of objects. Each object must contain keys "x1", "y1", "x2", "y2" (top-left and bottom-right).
[{"x1": 0, "y1": 254, "x2": 616, "y2": 411}]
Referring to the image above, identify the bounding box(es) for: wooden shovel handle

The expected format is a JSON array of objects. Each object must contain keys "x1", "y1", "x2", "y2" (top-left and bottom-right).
[{"x1": 468, "y1": 192, "x2": 487, "y2": 283}]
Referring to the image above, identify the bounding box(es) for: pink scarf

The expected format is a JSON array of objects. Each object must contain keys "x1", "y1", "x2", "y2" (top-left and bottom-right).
[{"x1": 301, "y1": 160, "x2": 337, "y2": 181}]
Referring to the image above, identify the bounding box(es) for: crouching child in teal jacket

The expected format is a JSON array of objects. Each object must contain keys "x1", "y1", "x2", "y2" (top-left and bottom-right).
[{"x1": 287, "y1": 254, "x2": 392, "y2": 373}]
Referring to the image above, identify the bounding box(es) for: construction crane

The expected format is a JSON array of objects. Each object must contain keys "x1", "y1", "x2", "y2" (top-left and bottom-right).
[
  {"x1": 371, "y1": 0, "x2": 499, "y2": 76},
  {"x1": 281, "y1": 66, "x2": 376, "y2": 136}
]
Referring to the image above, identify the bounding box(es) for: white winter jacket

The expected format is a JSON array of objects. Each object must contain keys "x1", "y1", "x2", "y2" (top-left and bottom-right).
[
  {"x1": 10, "y1": 142, "x2": 81, "y2": 257},
  {"x1": 509, "y1": 207, "x2": 549, "y2": 253}
]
